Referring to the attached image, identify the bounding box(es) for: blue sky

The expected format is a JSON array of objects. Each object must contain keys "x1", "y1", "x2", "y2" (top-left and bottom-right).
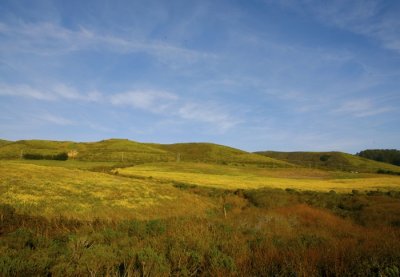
[{"x1": 1, "y1": 0, "x2": 399, "y2": 153}]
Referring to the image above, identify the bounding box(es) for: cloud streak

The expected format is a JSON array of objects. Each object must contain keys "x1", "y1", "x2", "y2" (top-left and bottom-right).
[
  {"x1": 110, "y1": 90, "x2": 178, "y2": 113},
  {"x1": 0, "y1": 21, "x2": 215, "y2": 63},
  {"x1": 0, "y1": 83, "x2": 102, "y2": 102},
  {"x1": 273, "y1": 0, "x2": 400, "y2": 53},
  {"x1": 333, "y1": 98, "x2": 393, "y2": 117}
]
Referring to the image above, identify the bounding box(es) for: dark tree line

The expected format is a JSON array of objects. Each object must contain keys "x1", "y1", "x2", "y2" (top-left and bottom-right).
[
  {"x1": 23, "y1": 152, "x2": 68, "y2": 161},
  {"x1": 357, "y1": 149, "x2": 400, "y2": 166}
]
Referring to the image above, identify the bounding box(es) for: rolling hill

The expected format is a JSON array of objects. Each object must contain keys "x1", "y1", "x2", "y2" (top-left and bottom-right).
[
  {"x1": 0, "y1": 139, "x2": 291, "y2": 167},
  {"x1": 0, "y1": 139, "x2": 170, "y2": 162},
  {"x1": 0, "y1": 139, "x2": 11, "y2": 147},
  {"x1": 149, "y1": 142, "x2": 293, "y2": 167},
  {"x1": 256, "y1": 151, "x2": 400, "y2": 173}
]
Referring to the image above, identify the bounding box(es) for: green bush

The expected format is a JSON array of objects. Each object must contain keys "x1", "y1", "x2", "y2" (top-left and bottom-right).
[{"x1": 146, "y1": 220, "x2": 166, "y2": 236}]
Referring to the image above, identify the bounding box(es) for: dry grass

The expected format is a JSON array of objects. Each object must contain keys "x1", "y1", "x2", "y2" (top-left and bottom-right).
[
  {"x1": 0, "y1": 161, "x2": 214, "y2": 220},
  {"x1": 117, "y1": 162, "x2": 400, "y2": 192}
]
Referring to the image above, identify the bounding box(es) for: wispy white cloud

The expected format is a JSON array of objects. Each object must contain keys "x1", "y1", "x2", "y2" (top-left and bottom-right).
[
  {"x1": 333, "y1": 98, "x2": 393, "y2": 117},
  {"x1": 0, "y1": 83, "x2": 53, "y2": 100},
  {"x1": 0, "y1": 21, "x2": 215, "y2": 63},
  {"x1": 272, "y1": 0, "x2": 400, "y2": 53},
  {"x1": 36, "y1": 113, "x2": 74, "y2": 125},
  {"x1": 110, "y1": 90, "x2": 178, "y2": 113},
  {"x1": 0, "y1": 83, "x2": 103, "y2": 102},
  {"x1": 178, "y1": 102, "x2": 241, "y2": 132}
]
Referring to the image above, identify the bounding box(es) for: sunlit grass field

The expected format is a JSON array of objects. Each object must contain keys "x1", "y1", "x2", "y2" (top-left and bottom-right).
[
  {"x1": 2, "y1": 160, "x2": 400, "y2": 221},
  {"x1": 2, "y1": 160, "x2": 400, "y2": 276},
  {"x1": 117, "y1": 162, "x2": 400, "y2": 192},
  {"x1": 0, "y1": 161, "x2": 214, "y2": 220}
]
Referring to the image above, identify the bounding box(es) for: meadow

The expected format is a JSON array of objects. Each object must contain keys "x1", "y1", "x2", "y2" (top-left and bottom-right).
[
  {"x1": 1, "y1": 140, "x2": 400, "y2": 276},
  {"x1": 117, "y1": 162, "x2": 400, "y2": 192}
]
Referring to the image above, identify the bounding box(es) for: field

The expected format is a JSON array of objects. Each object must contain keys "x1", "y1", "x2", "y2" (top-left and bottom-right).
[
  {"x1": 0, "y1": 161, "x2": 214, "y2": 220},
  {"x1": 1, "y1": 142, "x2": 400, "y2": 276},
  {"x1": 117, "y1": 162, "x2": 400, "y2": 192}
]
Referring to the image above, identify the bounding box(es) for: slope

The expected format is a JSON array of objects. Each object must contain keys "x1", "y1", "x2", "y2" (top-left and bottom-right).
[
  {"x1": 0, "y1": 139, "x2": 292, "y2": 167},
  {"x1": 0, "y1": 139, "x2": 172, "y2": 162},
  {"x1": 151, "y1": 142, "x2": 293, "y2": 167},
  {"x1": 0, "y1": 139, "x2": 11, "y2": 147},
  {"x1": 256, "y1": 151, "x2": 400, "y2": 173}
]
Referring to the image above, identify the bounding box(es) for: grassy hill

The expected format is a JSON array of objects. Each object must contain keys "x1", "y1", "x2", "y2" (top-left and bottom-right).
[
  {"x1": 256, "y1": 151, "x2": 400, "y2": 173},
  {"x1": 0, "y1": 139, "x2": 171, "y2": 163},
  {"x1": 149, "y1": 142, "x2": 293, "y2": 167},
  {"x1": 0, "y1": 139, "x2": 11, "y2": 147},
  {"x1": 0, "y1": 139, "x2": 292, "y2": 167}
]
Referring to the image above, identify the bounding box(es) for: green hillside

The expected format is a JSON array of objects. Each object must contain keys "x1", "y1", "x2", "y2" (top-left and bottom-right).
[
  {"x1": 0, "y1": 139, "x2": 291, "y2": 167},
  {"x1": 0, "y1": 139, "x2": 171, "y2": 162},
  {"x1": 151, "y1": 142, "x2": 293, "y2": 167},
  {"x1": 0, "y1": 139, "x2": 11, "y2": 147},
  {"x1": 256, "y1": 151, "x2": 400, "y2": 173}
]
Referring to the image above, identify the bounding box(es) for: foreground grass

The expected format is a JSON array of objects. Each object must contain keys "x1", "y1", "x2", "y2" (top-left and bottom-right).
[
  {"x1": 0, "y1": 162, "x2": 214, "y2": 220},
  {"x1": 117, "y1": 162, "x2": 400, "y2": 192},
  {"x1": 1, "y1": 160, "x2": 400, "y2": 276},
  {"x1": 1, "y1": 186, "x2": 399, "y2": 276}
]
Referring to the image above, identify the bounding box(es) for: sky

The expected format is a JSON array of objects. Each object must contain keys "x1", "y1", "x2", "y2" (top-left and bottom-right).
[{"x1": 0, "y1": 0, "x2": 400, "y2": 153}]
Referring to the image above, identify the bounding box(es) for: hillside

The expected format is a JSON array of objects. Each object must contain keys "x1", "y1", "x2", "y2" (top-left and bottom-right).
[
  {"x1": 256, "y1": 151, "x2": 400, "y2": 173},
  {"x1": 149, "y1": 142, "x2": 293, "y2": 167},
  {"x1": 0, "y1": 139, "x2": 11, "y2": 147},
  {"x1": 0, "y1": 139, "x2": 291, "y2": 167},
  {"x1": 0, "y1": 139, "x2": 171, "y2": 162}
]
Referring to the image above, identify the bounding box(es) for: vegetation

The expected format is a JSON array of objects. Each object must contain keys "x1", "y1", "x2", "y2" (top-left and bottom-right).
[
  {"x1": 117, "y1": 162, "x2": 400, "y2": 192},
  {"x1": 151, "y1": 142, "x2": 292, "y2": 167},
  {"x1": 0, "y1": 139, "x2": 291, "y2": 167},
  {"x1": 0, "y1": 139, "x2": 11, "y2": 147},
  {"x1": 1, "y1": 139, "x2": 400, "y2": 276},
  {"x1": 357, "y1": 149, "x2": 400, "y2": 166},
  {"x1": 23, "y1": 152, "x2": 68, "y2": 161},
  {"x1": 0, "y1": 162, "x2": 214, "y2": 220},
  {"x1": 256, "y1": 150, "x2": 400, "y2": 173},
  {"x1": 1, "y1": 184, "x2": 400, "y2": 276}
]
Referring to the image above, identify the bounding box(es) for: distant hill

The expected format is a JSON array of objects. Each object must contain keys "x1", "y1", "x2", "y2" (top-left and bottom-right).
[
  {"x1": 255, "y1": 151, "x2": 400, "y2": 173},
  {"x1": 0, "y1": 139, "x2": 291, "y2": 167},
  {"x1": 357, "y1": 149, "x2": 400, "y2": 166},
  {"x1": 0, "y1": 139, "x2": 170, "y2": 162},
  {"x1": 0, "y1": 139, "x2": 11, "y2": 147},
  {"x1": 149, "y1": 142, "x2": 293, "y2": 167}
]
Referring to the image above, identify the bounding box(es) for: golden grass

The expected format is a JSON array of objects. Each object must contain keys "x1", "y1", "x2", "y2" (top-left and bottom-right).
[
  {"x1": 6, "y1": 159, "x2": 118, "y2": 169},
  {"x1": 0, "y1": 161, "x2": 215, "y2": 220},
  {"x1": 117, "y1": 162, "x2": 400, "y2": 192}
]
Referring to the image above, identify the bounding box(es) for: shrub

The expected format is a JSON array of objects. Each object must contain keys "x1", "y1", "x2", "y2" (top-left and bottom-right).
[
  {"x1": 23, "y1": 152, "x2": 68, "y2": 161},
  {"x1": 146, "y1": 219, "x2": 166, "y2": 236},
  {"x1": 136, "y1": 247, "x2": 169, "y2": 276}
]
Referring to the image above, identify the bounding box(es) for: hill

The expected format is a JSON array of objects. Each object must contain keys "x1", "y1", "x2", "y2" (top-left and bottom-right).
[
  {"x1": 0, "y1": 139, "x2": 11, "y2": 147},
  {"x1": 0, "y1": 139, "x2": 291, "y2": 167},
  {"x1": 149, "y1": 142, "x2": 293, "y2": 167},
  {"x1": 255, "y1": 151, "x2": 400, "y2": 173},
  {"x1": 0, "y1": 139, "x2": 171, "y2": 163}
]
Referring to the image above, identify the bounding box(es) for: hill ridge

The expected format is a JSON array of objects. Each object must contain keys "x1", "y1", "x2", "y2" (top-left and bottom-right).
[{"x1": 0, "y1": 138, "x2": 291, "y2": 167}]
